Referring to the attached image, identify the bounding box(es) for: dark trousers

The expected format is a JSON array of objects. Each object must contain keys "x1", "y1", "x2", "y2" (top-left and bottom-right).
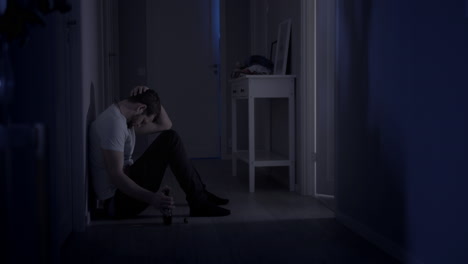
[{"x1": 106, "y1": 129, "x2": 208, "y2": 219}]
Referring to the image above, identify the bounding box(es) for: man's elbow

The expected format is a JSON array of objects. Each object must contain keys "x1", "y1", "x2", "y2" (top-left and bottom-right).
[
  {"x1": 165, "y1": 121, "x2": 173, "y2": 130},
  {"x1": 161, "y1": 121, "x2": 172, "y2": 131}
]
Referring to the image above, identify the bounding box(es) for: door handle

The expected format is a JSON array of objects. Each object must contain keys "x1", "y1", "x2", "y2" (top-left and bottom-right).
[{"x1": 209, "y1": 64, "x2": 219, "y2": 75}]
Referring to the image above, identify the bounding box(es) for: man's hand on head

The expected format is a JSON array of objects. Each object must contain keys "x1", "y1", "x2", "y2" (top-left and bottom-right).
[{"x1": 130, "y1": 86, "x2": 150, "y2": 96}]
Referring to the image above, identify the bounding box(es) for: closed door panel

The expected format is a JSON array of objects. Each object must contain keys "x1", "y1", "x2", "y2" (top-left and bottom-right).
[{"x1": 147, "y1": 0, "x2": 220, "y2": 158}]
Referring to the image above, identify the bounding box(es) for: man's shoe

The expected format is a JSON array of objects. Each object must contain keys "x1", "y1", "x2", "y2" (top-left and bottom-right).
[
  {"x1": 205, "y1": 190, "x2": 229, "y2": 205},
  {"x1": 190, "y1": 203, "x2": 231, "y2": 217}
]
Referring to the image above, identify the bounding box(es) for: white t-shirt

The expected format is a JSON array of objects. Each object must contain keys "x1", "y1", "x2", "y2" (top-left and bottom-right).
[{"x1": 89, "y1": 104, "x2": 136, "y2": 200}]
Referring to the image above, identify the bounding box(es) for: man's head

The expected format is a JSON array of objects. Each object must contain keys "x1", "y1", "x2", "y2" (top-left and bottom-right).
[{"x1": 126, "y1": 89, "x2": 161, "y2": 128}]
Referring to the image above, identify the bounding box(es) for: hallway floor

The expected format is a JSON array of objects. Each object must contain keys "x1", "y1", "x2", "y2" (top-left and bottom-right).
[{"x1": 61, "y1": 159, "x2": 400, "y2": 264}]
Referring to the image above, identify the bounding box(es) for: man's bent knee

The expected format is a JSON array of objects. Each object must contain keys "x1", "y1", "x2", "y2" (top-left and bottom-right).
[
  {"x1": 159, "y1": 129, "x2": 181, "y2": 143},
  {"x1": 160, "y1": 129, "x2": 177, "y2": 137}
]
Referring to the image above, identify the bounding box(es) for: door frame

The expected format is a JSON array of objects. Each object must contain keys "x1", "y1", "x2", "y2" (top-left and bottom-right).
[
  {"x1": 299, "y1": 0, "x2": 337, "y2": 198},
  {"x1": 314, "y1": 0, "x2": 337, "y2": 199},
  {"x1": 220, "y1": 0, "x2": 229, "y2": 160},
  {"x1": 299, "y1": 0, "x2": 316, "y2": 196}
]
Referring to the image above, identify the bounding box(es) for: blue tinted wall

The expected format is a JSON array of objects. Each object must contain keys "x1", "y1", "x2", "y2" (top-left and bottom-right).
[{"x1": 336, "y1": 0, "x2": 468, "y2": 263}]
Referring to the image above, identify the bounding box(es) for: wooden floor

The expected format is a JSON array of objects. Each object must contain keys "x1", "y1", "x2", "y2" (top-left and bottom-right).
[{"x1": 61, "y1": 159, "x2": 399, "y2": 264}]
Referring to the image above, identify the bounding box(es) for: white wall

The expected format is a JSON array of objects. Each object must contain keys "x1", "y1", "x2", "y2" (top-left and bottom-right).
[
  {"x1": 81, "y1": 0, "x2": 102, "y2": 112},
  {"x1": 250, "y1": 0, "x2": 268, "y2": 56},
  {"x1": 335, "y1": 0, "x2": 468, "y2": 262},
  {"x1": 80, "y1": 0, "x2": 104, "y2": 228},
  {"x1": 118, "y1": 0, "x2": 148, "y2": 158},
  {"x1": 118, "y1": 0, "x2": 147, "y2": 99}
]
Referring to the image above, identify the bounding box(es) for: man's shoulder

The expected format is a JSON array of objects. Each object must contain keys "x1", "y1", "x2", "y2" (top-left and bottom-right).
[
  {"x1": 94, "y1": 106, "x2": 120, "y2": 123},
  {"x1": 92, "y1": 106, "x2": 125, "y2": 132}
]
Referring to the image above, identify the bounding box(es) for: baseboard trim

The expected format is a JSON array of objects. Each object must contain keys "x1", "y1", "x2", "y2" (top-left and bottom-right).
[
  {"x1": 85, "y1": 211, "x2": 91, "y2": 226},
  {"x1": 336, "y1": 212, "x2": 424, "y2": 264},
  {"x1": 316, "y1": 194, "x2": 334, "y2": 199}
]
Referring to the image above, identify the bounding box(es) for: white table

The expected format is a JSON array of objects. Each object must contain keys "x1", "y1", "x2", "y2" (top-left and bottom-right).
[{"x1": 230, "y1": 75, "x2": 296, "y2": 192}]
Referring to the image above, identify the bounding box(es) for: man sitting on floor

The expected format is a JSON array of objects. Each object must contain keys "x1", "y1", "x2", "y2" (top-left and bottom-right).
[{"x1": 89, "y1": 86, "x2": 230, "y2": 219}]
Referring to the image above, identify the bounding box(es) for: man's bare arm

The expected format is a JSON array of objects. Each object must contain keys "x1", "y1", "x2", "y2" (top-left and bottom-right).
[
  {"x1": 101, "y1": 149, "x2": 173, "y2": 208},
  {"x1": 134, "y1": 105, "x2": 172, "y2": 135}
]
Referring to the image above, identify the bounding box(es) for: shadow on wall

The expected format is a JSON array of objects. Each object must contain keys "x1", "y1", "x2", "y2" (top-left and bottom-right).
[
  {"x1": 336, "y1": 0, "x2": 407, "y2": 261},
  {"x1": 86, "y1": 82, "x2": 96, "y2": 212},
  {"x1": 87, "y1": 82, "x2": 97, "y2": 127}
]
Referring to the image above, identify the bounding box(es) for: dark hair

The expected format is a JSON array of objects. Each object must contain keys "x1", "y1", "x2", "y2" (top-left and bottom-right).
[{"x1": 127, "y1": 89, "x2": 161, "y2": 119}]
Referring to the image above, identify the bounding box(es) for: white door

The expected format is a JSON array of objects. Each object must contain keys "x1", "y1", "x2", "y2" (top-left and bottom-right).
[{"x1": 146, "y1": 0, "x2": 221, "y2": 158}]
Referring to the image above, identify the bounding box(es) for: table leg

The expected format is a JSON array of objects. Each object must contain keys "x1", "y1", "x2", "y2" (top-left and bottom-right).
[
  {"x1": 232, "y1": 97, "x2": 237, "y2": 177},
  {"x1": 249, "y1": 96, "x2": 255, "y2": 193},
  {"x1": 289, "y1": 90, "x2": 296, "y2": 192}
]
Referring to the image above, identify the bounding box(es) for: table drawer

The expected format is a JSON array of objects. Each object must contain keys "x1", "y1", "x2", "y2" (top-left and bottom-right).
[{"x1": 231, "y1": 79, "x2": 248, "y2": 98}]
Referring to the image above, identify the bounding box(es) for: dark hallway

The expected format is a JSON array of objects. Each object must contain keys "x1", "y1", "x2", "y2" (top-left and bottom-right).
[{"x1": 1, "y1": 0, "x2": 468, "y2": 264}]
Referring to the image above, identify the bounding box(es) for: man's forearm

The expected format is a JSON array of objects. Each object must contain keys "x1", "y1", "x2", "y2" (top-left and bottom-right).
[
  {"x1": 111, "y1": 171, "x2": 154, "y2": 204},
  {"x1": 156, "y1": 105, "x2": 172, "y2": 129},
  {"x1": 134, "y1": 105, "x2": 172, "y2": 134}
]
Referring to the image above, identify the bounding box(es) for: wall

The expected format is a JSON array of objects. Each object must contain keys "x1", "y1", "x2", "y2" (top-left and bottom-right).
[
  {"x1": 80, "y1": 0, "x2": 102, "y2": 229},
  {"x1": 225, "y1": 0, "x2": 251, "y2": 112},
  {"x1": 118, "y1": 0, "x2": 147, "y2": 97},
  {"x1": 249, "y1": 0, "x2": 268, "y2": 56},
  {"x1": 336, "y1": 0, "x2": 468, "y2": 263},
  {"x1": 225, "y1": 0, "x2": 251, "y2": 153},
  {"x1": 250, "y1": 0, "x2": 302, "y2": 188},
  {"x1": 118, "y1": 0, "x2": 148, "y2": 158},
  {"x1": 81, "y1": 0, "x2": 101, "y2": 114}
]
